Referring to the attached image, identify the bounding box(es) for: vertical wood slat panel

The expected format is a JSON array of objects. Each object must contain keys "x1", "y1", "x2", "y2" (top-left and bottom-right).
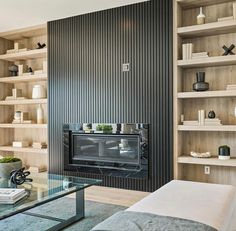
[{"x1": 48, "y1": 0, "x2": 173, "y2": 192}]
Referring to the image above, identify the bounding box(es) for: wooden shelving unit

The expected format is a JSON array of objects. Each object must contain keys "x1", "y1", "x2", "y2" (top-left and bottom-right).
[
  {"x1": 178, "y1": 90, "x2": 236, "y2": 98},
  {"x1": 0, "y1": 99, "x2": 47, "y2": 105},
  {"x1": 0, "y1": 74, "x2": 47, "y2": 83},
  {"x1": 178, "y1": 156, "x2": 236, "y2": 167},
  {"x1": 174, "y1": 0, "x2": 236, "y2": 185},
  {"x1": 0, "y1": 48, "x2": 47, "y2": 62},
  {"x1": 0, "y1": 124, "x2": 47, "y2": 129},
  {"x1": 0, "y1": 24, "x2": 48, "y2": 171},
  {"x1": 178, "y1": 55, "x2": 236, "y2": 68},
  {"x1": 0, "y1": 146, "x2": 47, "y2": 154},
  {"x1": 178, "y1": 20, "x2": 236, "y2": 38}
]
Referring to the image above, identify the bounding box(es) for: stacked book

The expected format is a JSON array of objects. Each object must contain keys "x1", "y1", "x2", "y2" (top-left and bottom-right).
[
  {"x1": 204, "y1": 118, "x2": 222, "y2": 126},
  {"x1": 226, "y1": 85, "x2": 236, "y2": 91},
  {"x1": 183, "y1": 120, "x2": 199, "y2": 126},
  {"x1": 32, "y1": 142, "x2": 47, "y2": 149},
  {"x1": 192, "y1": 52, "x2": 209, "y2": 59},
  {"x1": 0, "y1": 189, "x2": 27, "y2": 204}
]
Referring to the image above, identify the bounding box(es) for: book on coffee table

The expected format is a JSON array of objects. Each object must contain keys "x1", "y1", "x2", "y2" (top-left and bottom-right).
[{"x1": 0, "y1": 189, "x2": 27, "y2": 204}]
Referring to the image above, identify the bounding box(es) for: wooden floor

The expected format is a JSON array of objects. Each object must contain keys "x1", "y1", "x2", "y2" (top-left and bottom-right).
[{"x1": 67, "y1": 186, "x2": 150, "y2": 207}]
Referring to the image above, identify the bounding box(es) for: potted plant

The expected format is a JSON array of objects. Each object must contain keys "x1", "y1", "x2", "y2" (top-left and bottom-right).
[
  {"x1": 96, "y1": 124, "x2": 113, "y2": 133},
  {"x1": 0, "y1": 157, "x2": 22, "y2": 179}
]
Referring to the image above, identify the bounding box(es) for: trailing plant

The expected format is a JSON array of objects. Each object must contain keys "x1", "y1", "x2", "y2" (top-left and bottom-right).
[{"x1": 0, "y1": 157, "x2": 21, "y2": 163}]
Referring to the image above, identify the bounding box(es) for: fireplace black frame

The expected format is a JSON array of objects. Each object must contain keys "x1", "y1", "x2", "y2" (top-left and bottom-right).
[{"x1": 63, "y1": 123, "x2": 149, "y2": 179}]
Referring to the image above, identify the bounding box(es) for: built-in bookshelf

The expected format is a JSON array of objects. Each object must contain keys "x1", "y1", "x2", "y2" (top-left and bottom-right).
[
  {"x1": 174, "y1": 0, "x2": 236, "y2": 185},
  {"x1": 0, "y1": 24, "x2": 48, "y2": 171}
]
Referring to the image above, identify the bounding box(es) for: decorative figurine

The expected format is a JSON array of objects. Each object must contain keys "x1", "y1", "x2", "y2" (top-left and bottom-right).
[
  {"x1": 193, "y1": 71, "x2": 209, "y2": 91},
  {"x1": 10, "y1": 167, "x2": 32, "y2": 186},
  {"x1": 8, "y1": 64, "x2": 18, "y2": 76},
  {"x1": 37, "y1": 42, "x2": 46, "y2": 49},
  {"x1": 208, "y1": 110, "x2": 216, "y2": 119},
  {"x1": 222, "y1": 44, "x2": 235, "y2": 56},
  {"x1": 27, "y1": 67, "x2": 33, "y2": 73},
  {"x1": 197, "y1": 7, "x2": 205, "y2": 25},
  {"x1": 218, "y1": 145, "x2": 230, "y2": 160}
]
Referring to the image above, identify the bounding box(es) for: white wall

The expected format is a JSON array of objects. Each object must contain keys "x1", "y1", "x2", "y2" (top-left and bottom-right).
[{"x1": 0, "y1": 0, "x2": 148, "y2": 32}]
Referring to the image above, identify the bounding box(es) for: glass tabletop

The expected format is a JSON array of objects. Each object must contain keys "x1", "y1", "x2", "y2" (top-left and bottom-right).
[{"x1": 0, "y1": 173, "x2": 101, "y2": 220}]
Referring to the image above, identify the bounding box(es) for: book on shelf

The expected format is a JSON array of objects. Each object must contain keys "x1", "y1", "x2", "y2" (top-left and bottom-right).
[
  {"x1": 192, "y1": 52, "x2": 209, "y2": 59},
  {"x1": 218, "y1": 16, "x2": 234, "y2": 22},
  {"x1": 32, "y1": 142, "x2": 47, "y2": 149},
  {"x1": 226, "y1": 85, "x2": 236, "y2": 90},
  {"x1": 0, "y1": 189, "x2": 27, "y2": 204}
]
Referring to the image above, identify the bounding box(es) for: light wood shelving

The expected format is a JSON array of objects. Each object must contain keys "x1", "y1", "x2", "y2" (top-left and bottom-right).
[
  {"x1": 0, "y1": 74, "x2": 47, "y2": 83},
  {"x1": 178, "y1": 125, "x2": 236, "y2": 131},
  {"x1": 177, "y1": 0, "x2": 233, "y2": 9},
  {"x1": 178, "y1": 20, "x2": 236, "y2": 38},
  {"x1": 178, "y1": 90, "x2": 236, "y2": 98},
  {"x1": 0, "y1": 124, "x2": 47, "y2": 129},
  {"x1": 0, "y1": 48, "x2": 47, "y2": 62},
  {"x1": 0, "y1": 24, "x2": 48, "y2": 170},
  {"x1": 174, "y1": 0, "x2": 236, "y2": 185},
  {"x1": 0, "y1": 99, "x2": 47, "y2": 105},
  {"x1": 178, "y1": 156, "x2": 236, "y2": 167},
  {"x1": 178, "y1": 55, "x2": 236, "y2": 68},
  {"x1": 0, "y1": 146, "x2": 47, "y2": 154}
]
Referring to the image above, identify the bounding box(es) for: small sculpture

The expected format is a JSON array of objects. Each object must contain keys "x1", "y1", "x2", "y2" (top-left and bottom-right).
[
  {"x1": 208, "y1": 110, "x2": 216, "y2": 119},
  {"x1": 193, "y1": 72, "x2": 209, "y2": 91},
  {"x1": 8, "y1": 65, "x2": 18, "y2": 76},
  {"x1": 37, "y1": 42, "x2": 46, "y2": 49},
  {"x1": 222, "y1": 44, "x2": 235, "y2": 56},
  {"x1": 27, "y1": 67, "x2": 33, "y2": 73},
  {"x1": 190, "y1": 151, "x2": 211, "y2": 158},
  {"x1": 10, "y1": 167, "x2": 32, "y2": 186}
]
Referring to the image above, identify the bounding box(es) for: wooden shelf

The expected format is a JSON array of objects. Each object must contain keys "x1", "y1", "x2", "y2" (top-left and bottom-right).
[
  {"x1": 0, "y1": 48, "x2": 47, "y2": 61},
  {"x1": 178, "y1": 156, "x2": 236, "y2": 167},
  {"x1": 0, "y1": 98, "x2": 47, "y2": 105},
  {"x1": 0, "y1": 74, "x2": 47, "y2": 83},
  {"x1": 178, "y1": 55, "x2": 236, "y2": 68},
  {"x1": 0, "y1": 146, "x2": 47, "y2": 154},
  {"x1": 177, "y1": 0, "x2": 233, "y2": 9},
  {"x1": 178, "y1": 20, "x2": 236, "y2": 38},
  {"x1": 0, "y1": 124, "x2": 47, "y2": 129},
  {"x1": 177, "y1": 90, "x2": 236, "y2": 98},
  {"x1": 178, "y1": 125, "x2": 236, "y2": 131}
]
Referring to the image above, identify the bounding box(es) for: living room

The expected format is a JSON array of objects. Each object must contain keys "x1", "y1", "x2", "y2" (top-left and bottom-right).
[{"x1": 0, "y1": 0, "x2": 235, "y2": 230}]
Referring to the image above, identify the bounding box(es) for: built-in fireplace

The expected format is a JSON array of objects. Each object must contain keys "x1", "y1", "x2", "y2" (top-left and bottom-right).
[{"x1": 63, "y1": 123, "x2": 149, "y2": 178}]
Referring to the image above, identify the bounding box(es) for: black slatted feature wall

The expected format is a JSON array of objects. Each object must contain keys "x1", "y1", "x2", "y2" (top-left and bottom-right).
[{"x1": 48, "y1": 0, "x2": 173, "y2": 192}]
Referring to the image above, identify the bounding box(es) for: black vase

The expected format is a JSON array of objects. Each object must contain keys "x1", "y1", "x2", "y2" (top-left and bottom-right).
[
  {"x1": 193, "y1": 72, "x2": 209, "y2": 91},
  {"x1": 208, "y1": 110, "x2": 216, "y2": 119}
]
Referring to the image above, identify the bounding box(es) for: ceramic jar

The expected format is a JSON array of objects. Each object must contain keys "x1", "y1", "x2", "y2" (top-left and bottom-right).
[
  {"x1": 32, "y1": 85, "x2": 46, "y2": 99},
  {"x1": 218, "y1": 145, "x2": 230, "y2": 160}
]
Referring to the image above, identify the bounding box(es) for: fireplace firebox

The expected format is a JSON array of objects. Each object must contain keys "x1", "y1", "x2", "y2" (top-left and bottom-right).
[{"x1": 63, "y1": 123, "x2": 149, "y2": 178}]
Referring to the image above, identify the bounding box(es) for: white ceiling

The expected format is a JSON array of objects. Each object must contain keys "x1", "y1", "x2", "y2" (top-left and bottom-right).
[{"x1": 0, "y1": 0, "x2": 148, "y2": 32}]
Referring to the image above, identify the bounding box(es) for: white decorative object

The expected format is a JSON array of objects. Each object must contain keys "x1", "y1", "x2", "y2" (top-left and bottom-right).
[
  {"x1": 14, "y1": 42, "x2": 19, "y2": 52},
  {"x1": 198, "y1": 110, "x2": 205, "y2": 125},
  {"x1": 32, "y1": 85, "x2": 46, "y2": 99},
  {"x1": 43, "y1": 61, "x2": 47, "y2": 73},
  {"x1": 13, "y1": 141, "x2": 29, "y2": 148},
  {"x1": 180, "y1": 114, "x2": 184, "y2": 123},
  {"x1": 182, "y1": 43, "x2": 193, "y2": 60},
  {"x1": 37, "y1": 105, "x2": 44, "y2": 124},
  {"x1": 190, "y1": 151, "x2": 211, "y2": 158},
  {"x1": 233, "y1": 2, "x2": 236, "y2": 19},
  {"x1": 197, "y1": 7, "x2": 205, "y2": 25}
]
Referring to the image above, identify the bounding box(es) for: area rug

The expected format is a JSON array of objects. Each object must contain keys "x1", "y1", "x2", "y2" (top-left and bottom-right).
[{"x1": 0, "y1": 197, "x2": 127, "y2": 231}]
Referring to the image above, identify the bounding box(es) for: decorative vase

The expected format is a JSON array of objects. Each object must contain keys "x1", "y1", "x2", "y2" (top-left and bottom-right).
[
  {"x1": 8, "y1": 65, "x2": 18, "y2": 76},
  {"x1": 218, "y1": 145, "x2": 230, "y2": 160},
  {"x1": 37, "y1": 104, "x2": 44, "y2": 124},
  {"x1": 193, "y1": 72, "x2": 209, "y2": 91},
  {"x1": 32, "y1": 85, "x2": 46, "y2": 99},
  {"x1": 0, "y1": 161, "x2": 22, "y2": 179},
  {"x1": 197, "y1": 7, "x2": 205, "y2": 25},
  {"x1": 208, "y1": 110, "x2": 216, "y2": 119}
]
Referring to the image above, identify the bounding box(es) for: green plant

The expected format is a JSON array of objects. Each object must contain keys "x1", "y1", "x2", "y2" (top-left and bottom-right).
[
  {"x1": 0, "y1": 157, "x2": 21, "y2": 163},
  {"x1": 96, "y1": 124, "x2": 103, "y2": 131},
  {"x1": 96, "y1": 124, "x2": 113, "y2": 131}
]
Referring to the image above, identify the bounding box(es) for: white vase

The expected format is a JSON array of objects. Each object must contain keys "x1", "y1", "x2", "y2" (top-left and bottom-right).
[
  {"x1": 32, "y1": 85, "x2": 46, "y2": 99},
  {"x1": 197, "y1": 7, "x2": 205, "y2": 25},
  {"x1": 37, "y1": 104, "x2": 44, "y2": 124}
]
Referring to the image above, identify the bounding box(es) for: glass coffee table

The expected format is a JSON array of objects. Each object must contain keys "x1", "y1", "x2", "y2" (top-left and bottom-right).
[{"x1": 0, "y1": 173, "x2": 101, "y2": 231}]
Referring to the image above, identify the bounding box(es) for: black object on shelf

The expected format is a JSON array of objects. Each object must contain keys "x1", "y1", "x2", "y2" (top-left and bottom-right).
[
  {"x1": 222, "y1": 44, "x2": 235, "y2": 56},
  {"x1": 27, "y1": 67, "x2": 33, "y2": 73},
  {"x1": 9, "y1": 65, "x2": 18, "y2": 76},
  {"x1": 37, "y1": 42, "x2": 46, "y2": 49},
  {"x1": 193, "y1": 72, "x2": 209, "y2": 91},
  {"x1": 10, "y1": 167, "x2": 33, "y2": 186},
  {"x1": 208, "y1": 110, "x2": 216, "y2": 119},
  {"x1": 218, "y1": 145, "x2": 230, "y2": 158}
]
